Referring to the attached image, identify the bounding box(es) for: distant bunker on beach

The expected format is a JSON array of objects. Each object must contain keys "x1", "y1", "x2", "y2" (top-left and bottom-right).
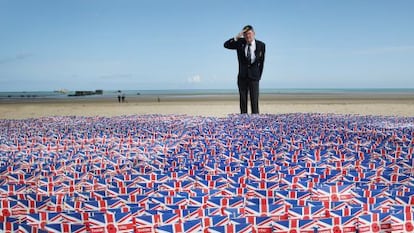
[{"x1": 68, "y1": 90, "x2": 103, "y2": 97}]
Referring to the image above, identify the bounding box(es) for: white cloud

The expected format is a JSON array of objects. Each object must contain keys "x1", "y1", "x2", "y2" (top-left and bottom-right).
[{"x1": 187, "y1": 74, "x2": 202, "y2": 84}]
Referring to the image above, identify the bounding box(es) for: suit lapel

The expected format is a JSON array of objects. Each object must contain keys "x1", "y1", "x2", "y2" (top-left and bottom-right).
[
  {"x1": 241, "y1": 41, "x2": 249, "y2": 63},
  {"x1": 254, "y1": 41, "x2": 262, "y2": 59}
]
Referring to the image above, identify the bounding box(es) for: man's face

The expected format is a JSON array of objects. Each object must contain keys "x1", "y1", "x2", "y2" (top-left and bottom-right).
[{"x1": 243, "y1": 30, "x2": 255, "y2": 44}]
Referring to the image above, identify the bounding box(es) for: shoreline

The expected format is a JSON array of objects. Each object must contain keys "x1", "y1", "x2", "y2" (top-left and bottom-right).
[
  {"x1": 2, "y1": 91, "x2": 414, "y2": 103},
  {"x1": 1, "y1": 93, "x2": 414, "y2": 119}
]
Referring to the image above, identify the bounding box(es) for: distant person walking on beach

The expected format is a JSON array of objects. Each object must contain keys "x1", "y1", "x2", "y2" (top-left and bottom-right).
[
  {"x1": 224, "y1": 25, "x2": 265, "y2": 114},
  {"x1": 117, "y1": 91, "x2": 122, "y2": 103}
]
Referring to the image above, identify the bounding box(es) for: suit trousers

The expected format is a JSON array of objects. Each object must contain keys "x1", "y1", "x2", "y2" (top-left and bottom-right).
[{"x1": 238, "y1": 78, "x2": 259, "y2": 114}]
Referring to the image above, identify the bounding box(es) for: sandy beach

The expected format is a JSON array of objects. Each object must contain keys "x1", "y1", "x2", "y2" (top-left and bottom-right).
[{"x1": 1, "y1": 93, "x2": 414, "y2": 119}]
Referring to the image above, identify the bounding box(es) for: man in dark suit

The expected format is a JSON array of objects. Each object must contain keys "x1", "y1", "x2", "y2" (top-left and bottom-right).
[{"x1": 224, "y1": 25, "x2": 265, "y2": 114}]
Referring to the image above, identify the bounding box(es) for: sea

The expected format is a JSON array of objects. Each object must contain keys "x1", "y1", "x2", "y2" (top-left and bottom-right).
[{"x1": 1, "y1": 88, "x2": 414, "y2": 100}]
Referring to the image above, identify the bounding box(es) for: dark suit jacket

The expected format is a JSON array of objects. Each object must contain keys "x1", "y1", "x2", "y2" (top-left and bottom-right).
[{"x1": 224, "y1": 37, "x2": 265, "y2": 81}]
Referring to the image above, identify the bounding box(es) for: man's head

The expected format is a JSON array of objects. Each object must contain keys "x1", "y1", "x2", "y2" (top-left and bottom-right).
[{"x1": 242, "y1": 25, "x2": 255, "y2": 44}]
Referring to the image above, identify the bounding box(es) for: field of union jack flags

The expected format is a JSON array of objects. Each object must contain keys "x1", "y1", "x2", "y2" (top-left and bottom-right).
[{"x1": 1, "y1": 113, "x2": 414, "y2": 233}]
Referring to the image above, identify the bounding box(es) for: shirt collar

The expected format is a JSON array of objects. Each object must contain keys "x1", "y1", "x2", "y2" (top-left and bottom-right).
[{"x1": 247, "y1": 39, "x2": 256, "y2": 47}]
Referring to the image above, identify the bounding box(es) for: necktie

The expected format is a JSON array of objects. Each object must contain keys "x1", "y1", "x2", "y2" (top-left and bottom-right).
[{"x1": 246, "y1": 44, "x2": 251, "y2": 64}]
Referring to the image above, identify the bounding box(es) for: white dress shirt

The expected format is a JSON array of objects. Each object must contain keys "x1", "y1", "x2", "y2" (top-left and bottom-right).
[{"x1": 245, "y1": 40, "x2": 256, "y2": 63}]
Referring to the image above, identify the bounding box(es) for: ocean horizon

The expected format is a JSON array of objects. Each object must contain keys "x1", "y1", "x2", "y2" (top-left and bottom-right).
[{"x1": 1, "y1": 88, "x2": 414, "y2": 100}]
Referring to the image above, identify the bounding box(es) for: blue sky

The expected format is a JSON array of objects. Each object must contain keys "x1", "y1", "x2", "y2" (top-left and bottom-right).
[{"x1": 1, "y1": 0, "x2": 414, "y2": 91}]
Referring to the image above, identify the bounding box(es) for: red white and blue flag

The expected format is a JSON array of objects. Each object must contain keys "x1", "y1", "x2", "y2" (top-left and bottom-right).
[{"x1": 0, "y1": 114, "x2": 413, "y2": 232}]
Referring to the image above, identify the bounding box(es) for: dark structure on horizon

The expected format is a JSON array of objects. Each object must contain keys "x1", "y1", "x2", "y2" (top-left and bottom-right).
[{"x1": 69, "y1": 90, "x2": 103, "y2": 97}]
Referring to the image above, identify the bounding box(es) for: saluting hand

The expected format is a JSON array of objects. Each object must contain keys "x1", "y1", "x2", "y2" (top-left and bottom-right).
[{"x1": 235, "y1": 31, "x2": 244, "y2": 41}]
